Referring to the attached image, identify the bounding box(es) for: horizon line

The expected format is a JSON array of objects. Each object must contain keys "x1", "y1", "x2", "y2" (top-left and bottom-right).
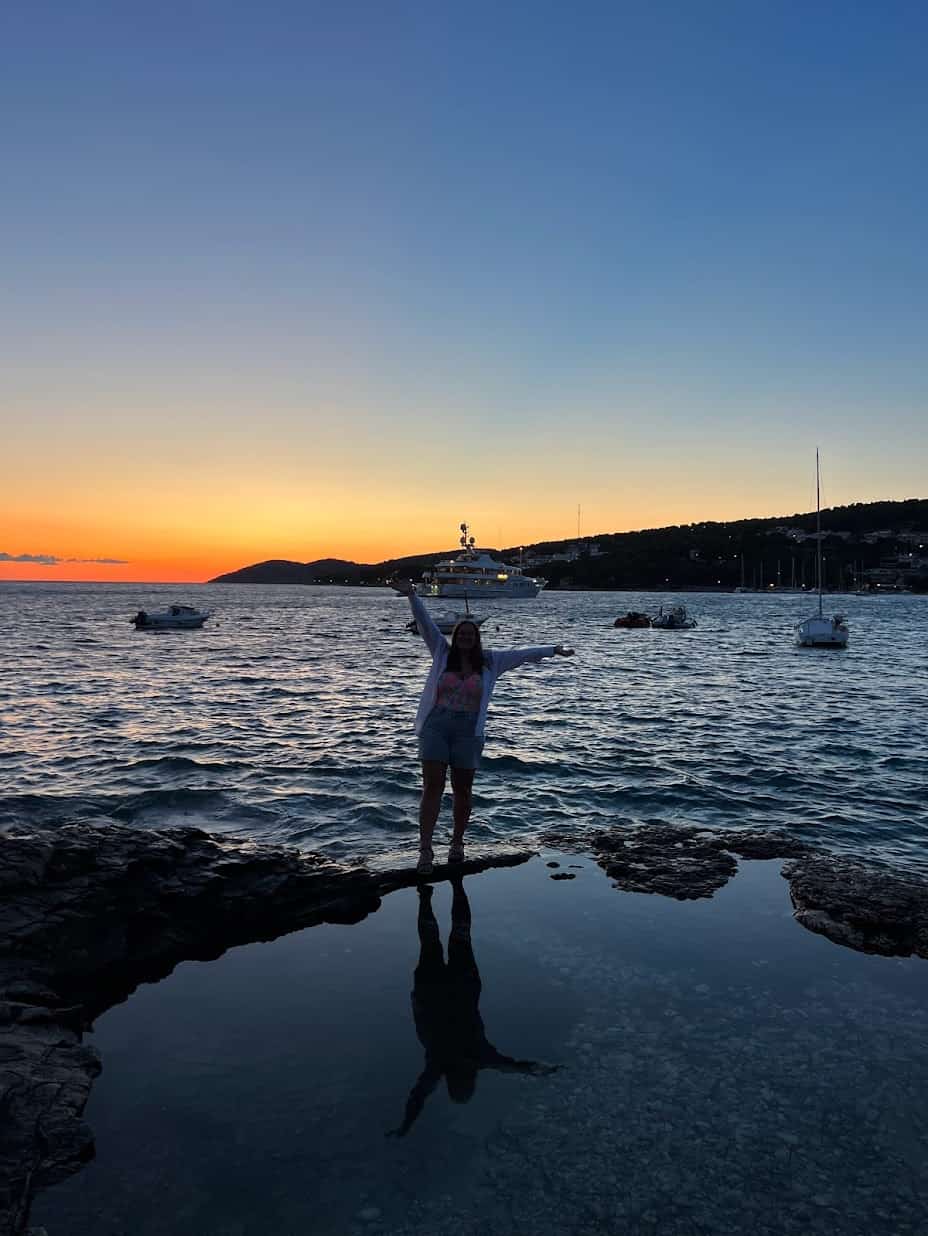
[{"x1": 3, "y1": 493, "x2": 926, "y2": 587}]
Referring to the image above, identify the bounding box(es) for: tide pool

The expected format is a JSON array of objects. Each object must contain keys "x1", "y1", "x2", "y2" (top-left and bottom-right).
[{"x1": 33, "y1": 854, "x2": 928, "y2": 1236}]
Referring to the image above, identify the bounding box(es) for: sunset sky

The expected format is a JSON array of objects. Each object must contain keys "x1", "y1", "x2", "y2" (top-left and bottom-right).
[{"x1": 3, "y1": 2, "x2": 927, "y2": 582}]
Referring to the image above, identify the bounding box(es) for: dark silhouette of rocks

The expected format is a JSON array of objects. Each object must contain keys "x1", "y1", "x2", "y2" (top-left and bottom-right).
[
  {"x1": 542, "y1": 824, "x2": 808, "y2": 899},
  {"x1": 784, "y1": 853, "x2": 928, "y2": 959},
  {"x1": 0, "y1": 822, "x2": 532, "y2": 1236},
  {"x1": 542, "y1": 824, "x2": 928, "y2": 960},
  {"x1": 210, "y1": 558, "x2": 362, "y2": 584},
  {"x1": 591, "y1": 825, "x2": 743, "y2": 898}
]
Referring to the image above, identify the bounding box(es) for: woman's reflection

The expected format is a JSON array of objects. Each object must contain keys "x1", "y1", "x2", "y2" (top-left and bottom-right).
[{"x1": 389, "y1": 876, "x2": 558, "y2": 1137}]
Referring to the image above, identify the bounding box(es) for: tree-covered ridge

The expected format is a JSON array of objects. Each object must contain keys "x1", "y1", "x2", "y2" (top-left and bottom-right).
[
  {"x1": 210, "y1": 498, "x2": 928, "y2": 590},
  {"x1": 514, "y1": 499, "x2": 928, "y2": 591}
]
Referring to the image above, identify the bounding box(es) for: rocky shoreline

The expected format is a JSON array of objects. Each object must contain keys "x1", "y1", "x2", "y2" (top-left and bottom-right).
[
  {"x1": 3, "y1": 820, "x2": 927, "y2": 1236},
  {"x1": 0, "y1": 822, "x2": 531, "y2": 1236}
]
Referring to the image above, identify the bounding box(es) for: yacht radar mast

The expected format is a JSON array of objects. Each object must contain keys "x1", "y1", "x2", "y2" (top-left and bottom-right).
[{"x1": 414, "y1": 521, "x2": 544, "y2": 598}]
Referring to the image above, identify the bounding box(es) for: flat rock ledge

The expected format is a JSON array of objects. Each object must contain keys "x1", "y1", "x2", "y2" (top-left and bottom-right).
[
  {"x1": 784, "y1": 852, "x2": 928, "y2": 960},
  {"x1": 0, "y1": 822, "x2": 532, "y2": 1236},
  {"x1": 542, "y1": 823, "x2": 928, "y2": 961},
  {"x1": 4, "y1": 821, "x2": 927, "y2": 1235}
]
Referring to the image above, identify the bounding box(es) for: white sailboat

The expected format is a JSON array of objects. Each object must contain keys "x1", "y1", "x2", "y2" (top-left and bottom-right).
[{"x1": 796, "y1": 450, "x2": 849, "y2": 648}]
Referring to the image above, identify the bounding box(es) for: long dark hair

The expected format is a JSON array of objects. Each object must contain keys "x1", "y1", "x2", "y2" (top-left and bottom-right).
[{"x1": 446, "y1": 621, "x2": 487, "y2": 673}]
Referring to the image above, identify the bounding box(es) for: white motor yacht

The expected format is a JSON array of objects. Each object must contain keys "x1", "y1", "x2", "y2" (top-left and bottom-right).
[
  {"x1": 132, "y1": 604, "x2": 211, "y2": 630},
  {"x1": 418, "y1": 523, "x2": 545, "y2": 599}
]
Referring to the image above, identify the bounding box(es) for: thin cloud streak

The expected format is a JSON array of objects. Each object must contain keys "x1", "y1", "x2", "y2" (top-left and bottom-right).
[
  {"x1": 0, "y1": 552, "x2": 59, "y2": 565},
  {"x1": 0, "y1": 552, "x2": 129, "y2": 565}
]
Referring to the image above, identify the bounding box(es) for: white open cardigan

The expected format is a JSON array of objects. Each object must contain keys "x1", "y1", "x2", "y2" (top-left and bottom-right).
[{"x1": 409, "y1": 591, "x2": 558, "y2": 738}]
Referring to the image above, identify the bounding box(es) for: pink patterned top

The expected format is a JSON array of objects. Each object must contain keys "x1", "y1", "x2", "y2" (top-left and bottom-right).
[{"x1": 436, "y1": 670, "x2": 483, "y2": 712}]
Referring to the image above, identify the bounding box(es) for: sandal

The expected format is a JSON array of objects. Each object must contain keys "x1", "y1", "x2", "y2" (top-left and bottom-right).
[
  {"x1": 447, "y1": 843, "x2": 465, "y2": 864},
  {"x1": 416, "y1": 847, "x2": 434, "y2": 875}
]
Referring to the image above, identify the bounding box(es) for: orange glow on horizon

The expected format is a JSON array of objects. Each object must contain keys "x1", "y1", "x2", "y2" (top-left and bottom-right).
[
  {"x1": 3, "y1": 435, "x2": 915, "y2": 584},
  {"x1": 0, "y1": 494, "x2": 860, "y2": 583}
]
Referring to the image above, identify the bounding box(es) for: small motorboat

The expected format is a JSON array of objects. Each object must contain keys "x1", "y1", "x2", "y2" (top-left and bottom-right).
[
  {"x1": 797, "y1": 613, "x2": 848, "y2": 648},
  {"x1": 132, "y1": 604, "x2": 211, "y2": 630},
  {"x1": 651, "y1": 605, "x2": 697, "y2": 630},
  {"x1": 614, "y1": 611, "x2": 651, "y2": 629},
  {"x1": 406, "y1": 611, "x2": 488, "y2": 636}
]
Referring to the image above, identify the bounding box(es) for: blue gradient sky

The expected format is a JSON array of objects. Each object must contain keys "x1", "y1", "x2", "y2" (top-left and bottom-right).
[{"x1": 3, "y1": 1, "x2": 927, "y2": 578}]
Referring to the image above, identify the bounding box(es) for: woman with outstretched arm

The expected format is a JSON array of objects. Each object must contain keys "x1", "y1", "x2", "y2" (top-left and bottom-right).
[{"x1": 395, "y1": 582, "x2": 574, "y2": 874}]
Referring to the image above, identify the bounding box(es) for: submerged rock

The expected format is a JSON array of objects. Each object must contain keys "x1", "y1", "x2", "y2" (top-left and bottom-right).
[
  {"x1": 542, "y1": 822, "x2": 928, "y2": 960},
  {"x1": 0, "y1": 822, "x2": 532, "y2": 1236}
]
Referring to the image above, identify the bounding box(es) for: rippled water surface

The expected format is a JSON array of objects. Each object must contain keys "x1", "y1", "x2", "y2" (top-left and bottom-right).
[{"x1": 2, "y1": 583, "x2": 926, "y2": 871}]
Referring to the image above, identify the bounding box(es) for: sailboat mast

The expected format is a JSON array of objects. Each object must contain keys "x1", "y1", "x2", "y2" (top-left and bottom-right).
[{"x1": 816, "y1": 448, "x2": 823, "y2": 618}]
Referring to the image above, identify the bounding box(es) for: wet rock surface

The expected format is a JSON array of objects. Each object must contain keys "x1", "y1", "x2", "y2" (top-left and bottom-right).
[
  {"x1": 591, "y1": 825, "x2": 740, "y2": 898},
  {"x1": 785, "y1": 852, "x2": 928, "y2": 959},
  {"x1": 0, "y1": 822, "x2": 532, "y2": 1236},
  {"x1": 541, "y1": 822, "x2": 928, "y2": 959},
  {"x1": 542, "y1": 824, "x2": 809, "y2": 899}
]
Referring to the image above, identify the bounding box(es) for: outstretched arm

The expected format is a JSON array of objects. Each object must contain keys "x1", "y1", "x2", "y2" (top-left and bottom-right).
[
  {"x1": 493, "y1": 644, "x2": 575, "y2": 675},
  {"x1": 386, "y1": 1065, "x2": 442, "y2": 1137},
  {"x1": 479, "y1": 1044, "x2": 561, "y2": 1076},
  {"x1": 396, "y1": 581, "x2": 447, "y2": 658}
]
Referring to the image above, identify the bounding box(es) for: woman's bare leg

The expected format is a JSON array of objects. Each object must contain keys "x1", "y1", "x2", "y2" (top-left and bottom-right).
[
  {"x1": 450, "y1": 767, "x2": 476, "y2": 844},
  {"x1": 416, "y1": 885, "x2": 443, "y2": 970},
  {"x1": 419, "y1": 761, "x2": 447, "y2": 851}
]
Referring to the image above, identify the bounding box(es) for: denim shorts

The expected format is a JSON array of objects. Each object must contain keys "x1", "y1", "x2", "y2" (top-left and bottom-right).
[{"x1": 418, "y1": 707, "x2": 485, "y2": 769}]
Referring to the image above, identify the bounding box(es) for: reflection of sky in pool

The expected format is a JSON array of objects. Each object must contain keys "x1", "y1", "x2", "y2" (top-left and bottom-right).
[{"x1": 34, "y1": 857, "x2": 928, "y2": 1235}]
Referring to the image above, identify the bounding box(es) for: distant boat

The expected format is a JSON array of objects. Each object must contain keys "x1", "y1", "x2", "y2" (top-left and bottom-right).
[
  {"x1": 415, "y1": 523, "x2": 545, "y2": 599},
  {"x1": 614, "y1": 611, "x2": 651, "y2": 629},
  {"x1": 132, "y1": 604, "x2": 211, "y2": 630},
  {"x1": 797, "y1": 451, "x2": 849, "y2": 648},
  {"x1": 651, "y1": 605, "x2": 697, "y2": 630},
  {"x1": 734, "y1": 553, "x2": 754, "y2": 592},
  {"x1": 406, "y1": 611, "x2": 488, "y2": 637}
]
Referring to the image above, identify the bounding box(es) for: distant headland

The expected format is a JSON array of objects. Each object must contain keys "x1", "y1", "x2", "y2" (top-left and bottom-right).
[{"x1": 210, "y1": 498, "x2": 928, "y2": 592}]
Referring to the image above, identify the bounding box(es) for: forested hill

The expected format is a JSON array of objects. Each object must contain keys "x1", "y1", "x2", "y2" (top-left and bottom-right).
[
  {"x1": 211, "y1": 558, "x2": 361, "y2": 585},
  {"x1": 210, "y1": 498, "x2": 928, "y2": 591},
  {"x1": 514, "y1": 499, "x2": 928, "y2": 591}
]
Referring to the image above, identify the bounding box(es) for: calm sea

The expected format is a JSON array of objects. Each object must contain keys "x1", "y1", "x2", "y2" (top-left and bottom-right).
[{"x1": 2, "y1": 583, "x2": 926, "y2": 873}]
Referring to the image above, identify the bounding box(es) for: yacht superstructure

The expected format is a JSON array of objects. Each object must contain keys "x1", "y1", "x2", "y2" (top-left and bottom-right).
[{"x1": 419, "y1": 524, "x2": 545, "y2": 599}]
